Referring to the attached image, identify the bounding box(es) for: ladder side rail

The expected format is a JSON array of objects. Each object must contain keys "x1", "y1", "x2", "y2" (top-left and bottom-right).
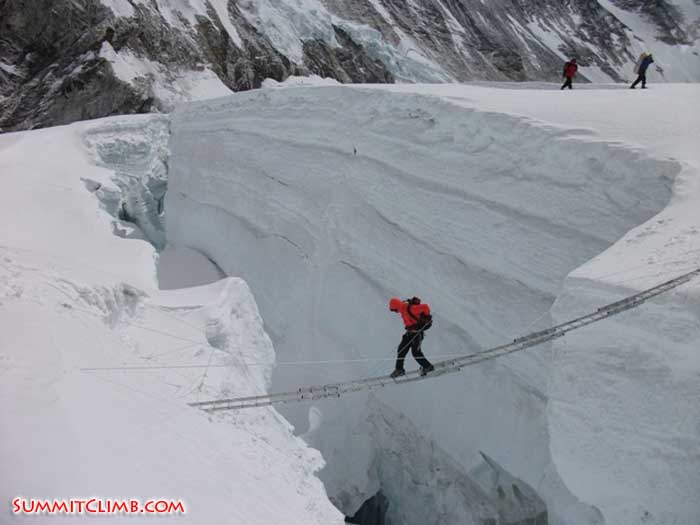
[{"x1": 192, "y1": 269, "x2": 700, "y2": 412}]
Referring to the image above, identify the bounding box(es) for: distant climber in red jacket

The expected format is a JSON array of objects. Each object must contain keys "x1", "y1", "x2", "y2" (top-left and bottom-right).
[
  {"x1": 561, "y1": 58, "x2": 578, "y2": 90},
  {"x1": 389, "y1": 297, "x2": 435, "y2": 378}
]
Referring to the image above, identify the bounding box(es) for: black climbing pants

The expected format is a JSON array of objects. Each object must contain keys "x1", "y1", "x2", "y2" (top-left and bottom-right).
[
  {"x1": 561, "y1": 77, "x2": 573, "y2": 90},
  {"x1": 395, "y1": 331, "x2": 432, "y2": 371},
  {"x1": 631, "y1": 74, "x2": 647, "y2": 88}
]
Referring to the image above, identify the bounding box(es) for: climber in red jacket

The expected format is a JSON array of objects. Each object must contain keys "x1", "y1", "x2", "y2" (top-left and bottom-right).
[
  {"x1": 388, "y1": 297, "x2": 435, "y2": 378},
  {"x1": 561, "y1": 58, "x2": 578, "y2": 90}
]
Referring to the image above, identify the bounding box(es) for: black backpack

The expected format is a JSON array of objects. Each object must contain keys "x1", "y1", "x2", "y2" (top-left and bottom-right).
[{"x1": 407, "y1": 304, "x2": 433, "y2": 331}]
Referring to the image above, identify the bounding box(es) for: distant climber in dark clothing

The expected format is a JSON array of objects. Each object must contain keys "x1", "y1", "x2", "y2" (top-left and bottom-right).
[
  {"x1": 631, "y1": 53, "x2": 654, "y2": 89},
  {"x1": 389, "y1": 297, "x2": 434, "y2": 378},
  {"x1": 561, "y1": 59, "x2": 578, "y2": 90}
]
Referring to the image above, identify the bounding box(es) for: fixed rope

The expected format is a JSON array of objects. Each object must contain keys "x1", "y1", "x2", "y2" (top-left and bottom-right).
[{"x1": 189, "y1": 267, "x2": 700, "y2": 412}]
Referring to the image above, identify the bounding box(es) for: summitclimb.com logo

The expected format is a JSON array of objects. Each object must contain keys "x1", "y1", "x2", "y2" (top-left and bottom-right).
[{"x1": 12, "y1": 497, "x2": 186, "y2": 516}]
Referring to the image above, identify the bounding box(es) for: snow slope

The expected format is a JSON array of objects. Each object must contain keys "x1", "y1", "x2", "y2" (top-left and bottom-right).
[
  {"x1": 166, "y1": 82, "x2": 699, "y2": 524},
  {"x1": 99, "y1": 42, "x2": 234, "y2": 111},
  {"x1": 0, "y1": 117, "x2": 343, "y2": 524},
  {"x1": 597, "y1": 0, "x2": 700, "y2": 82}
]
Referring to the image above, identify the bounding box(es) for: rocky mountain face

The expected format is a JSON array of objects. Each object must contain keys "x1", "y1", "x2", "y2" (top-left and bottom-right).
[{"x1": 1, "y1": 0, "x2": 699, "y2": 131}]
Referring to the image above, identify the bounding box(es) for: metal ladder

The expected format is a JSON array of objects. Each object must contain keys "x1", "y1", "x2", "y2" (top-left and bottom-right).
[{"x1": 190, "y1": 268, "x2": 700, "y2": 412}]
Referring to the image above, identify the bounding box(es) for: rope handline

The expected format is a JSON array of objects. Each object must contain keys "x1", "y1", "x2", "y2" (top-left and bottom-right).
[
  {"x1": 14, "y1": 247, "x2": 699, "y2": 373},
  {"x1": 188, "y1": 267, "x2": 700, "y2": 412},
  {"x1": 79, "y1": 264, "x2": 700, "y2": 372},
  {"x1": 7, "y1": 241, "x2": 698, "y2": 347}
]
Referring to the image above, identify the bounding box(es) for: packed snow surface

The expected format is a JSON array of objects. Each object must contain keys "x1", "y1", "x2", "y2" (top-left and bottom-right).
[{"x1": 167, "y1": 82, "x2": 700, "y2": 524}]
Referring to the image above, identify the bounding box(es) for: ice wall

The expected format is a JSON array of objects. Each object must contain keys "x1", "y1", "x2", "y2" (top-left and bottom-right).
[
  {"x1": 165, "y1": 86, "x2": 676, "y2": 523},
  {"x1": 548, "y1": 221, "x2": 700, "y2": 520},
  {"x1": 82, "y1": 116, "x2": 170, "y2": 249},
  {"x1": 0, "y1": 115, "x2": 344, "y2": 524}
]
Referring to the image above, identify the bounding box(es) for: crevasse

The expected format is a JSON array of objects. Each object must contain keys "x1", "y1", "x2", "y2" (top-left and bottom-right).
[{"x1": 164, "y1": 86, "x2": 679, "y2": 524}]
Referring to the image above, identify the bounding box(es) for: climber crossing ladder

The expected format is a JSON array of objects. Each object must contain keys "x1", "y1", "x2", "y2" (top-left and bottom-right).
[{"x1": 189, "y1": 267, "x2": 700, "y2": 413}]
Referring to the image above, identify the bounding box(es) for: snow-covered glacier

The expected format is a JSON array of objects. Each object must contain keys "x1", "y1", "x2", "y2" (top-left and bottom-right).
[
  {"x1": 2, "y1": 81, "x2": 699, "y2": 524},
  {"x1": 165, "y1": 83, "x2": 700, "y2": 524}
]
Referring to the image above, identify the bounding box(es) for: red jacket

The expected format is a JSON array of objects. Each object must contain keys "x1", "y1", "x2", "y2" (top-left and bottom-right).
[
  {"x1": 389, "y1": 298, "x2": 431, "y2": 330},
  {"x1": 563, "y1": 61, "x2": 578, "y2": 78}
]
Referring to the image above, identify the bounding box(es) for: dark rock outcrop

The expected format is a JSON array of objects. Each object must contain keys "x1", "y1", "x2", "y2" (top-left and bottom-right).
[
  {"x1": 1, "y1": 0, "x2": 697, "y2": 131},
  {"x1": 0, "y1": 0, "x2": 130, "y2": 129},
  {"x1": 303, "y1": 26, "x2": 394, "y2": 83},
  {"x1": 0, "y1": 0, "x2": 390, "y2": 131}
]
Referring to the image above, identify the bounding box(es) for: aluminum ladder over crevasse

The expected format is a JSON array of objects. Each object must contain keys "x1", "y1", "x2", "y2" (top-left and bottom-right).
[{"x1": 190, "y1": 268, "x2": 700, "y2": 412}]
